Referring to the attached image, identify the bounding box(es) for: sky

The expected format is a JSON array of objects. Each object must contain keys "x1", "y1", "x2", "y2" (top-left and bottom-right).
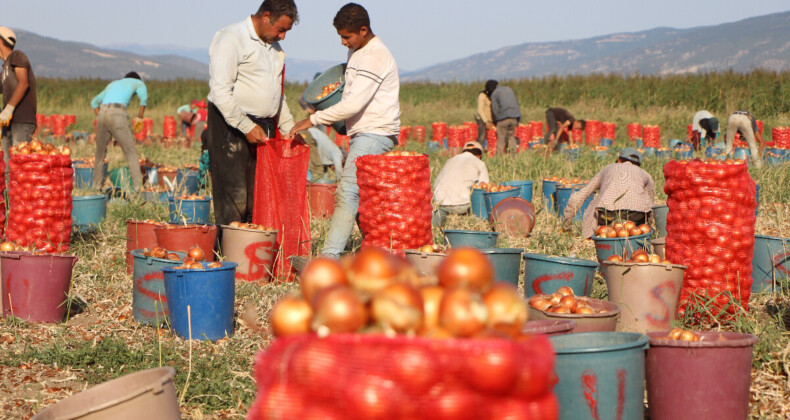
[{"x1": 4, "y1": 0, "x2": 790, "y2": 71}]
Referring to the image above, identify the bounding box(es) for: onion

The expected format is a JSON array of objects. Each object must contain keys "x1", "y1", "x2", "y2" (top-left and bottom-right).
[
  {"x1": 311, "y1": 285, "x2": 368, "y2": 335},
  {"x1": 439, "y1": 287, "x2": 488, "y2": 337},
  {"x1": 371, "y1": 283, "x2": 424, "y2": 334},
  {"x1": 556, "y1": 286, "x2": 574, "y2": 297},
  {"x1": 207, "y1": 262, "x2": 222, "y2": 268},
  {"x1": 575, "y1": 307, "x2": 594, "y2": 314},
  {"x1": 668, "y1": 328, "x2": 684, "y2": 340},
  {"x1": 483, "y1": 282, "x2": 528, "y2": 337},
  {"x1": 151, "y1": 247, "x2": 167, "y2": 259},
  {"x1": 188, "y1": 245, "x2": 206, "y2": 261},
  {"x1": 680, "y1": 330, "x2": 700, "y2": 341},
  {"x1": 166, "y1": 253, "x2": 180, "y2": 261},
  {"x1": 420, "y1": 326, "x2": 454, "y2": 339},
  {"x1": 420, "y1": 285, "x2": 444, "y2": 330},
  {"x1": 549, "y1": 293, "x2": 562, "y2": 305},
  {"x1": 437, "y1": 247, "x2": 494, "y2": 292},
  {"x1": 300, "y1": 257, "x2": 348, "y2": 303},
  {"x1": 0, "y1": 242, "x2": 16, "y2": 252},
  {"x1": 528, "y1": 296, "x2": 551, "y2": 311},
  {"x1": 188, "y1": 262, "x2": 204, "y2": 269},
  {"x1": 346, "y1": 247, "x2": 403, "y2": 294},
  {"x1": 270, "y1": 296, "x2": 313, "y2": 337},
  {"x1": 548, "y1": 306, "x2": 570, "y2": 314},
  {"x1": 559, "y1": 295, "x2": 578, "y2": 313},
  {"x1": 648, "y1": 254, "x2": 662, "y2": 263}
]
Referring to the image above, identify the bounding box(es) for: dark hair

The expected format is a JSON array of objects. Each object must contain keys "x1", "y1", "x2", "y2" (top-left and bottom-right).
[
  {"x1": 1, "y1": 37, "x2": 13, "y2": 50},
  {"x1": 576, "y1": 119, "x2": 586, "y2": 130},
  {"x1": 256, "y1": 0, "x2": 299, "y2": 23},
  {"x1": 333, "y1": 3, "x2": 370, "y2": 32},
  {"x1": 124, "y1": 71, "x2": 141, "y2": 80},
  {"x1": 465, "y1": 148, "x2": 483, "y2": 158},
  {"x1": 484, "y1": 80, "x2": 498, "y2": 95}
]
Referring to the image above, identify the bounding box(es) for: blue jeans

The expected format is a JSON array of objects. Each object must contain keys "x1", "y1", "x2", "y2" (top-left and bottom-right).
[{"x1": 321, "y1": 133, "x2": 395, "y2": 257}]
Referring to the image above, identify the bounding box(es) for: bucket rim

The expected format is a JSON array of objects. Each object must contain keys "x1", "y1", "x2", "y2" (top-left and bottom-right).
[
  {"x1": 131, "y1": 249, "x2": 188, "y2": 263},
  {"x1": 501, "y1": 180, "x2": 534, "y2": 186},
  {"x1": 163, "y1": 261, "x2": 238, "y2": 273},
  {"x1": 154, "y1": 223, "x2": 217, "y2": 231},
  {"x1": 126, "y1": 219, "x2": 166, "y2": 226},
  {"x1": 602, "y1": 260, "x2": 687, "y2": 270},
  {"x1": 754, "y1": 234, "x2": 790, "y2": 241},
  {"x1": 650, "y1": 237, "x2": 666, "y2": 245},
  {"x1": 523, "y1": 252, "x2": 599, "y2": 268},
  {"x1": 550, "y1": 332, "x2": 649, "y2": 354},
  {"x1": 442, "y1": 229, "x2": 500, "y2": 237},
  {"x1": 0, "y1": 250, "x2": 78, "y2": 260},
  {"x1": 482, "y1": 189, "x2": 520, "y2": 196},
  {"x1": 647, "y1": 331, "x2": 758, "y2": 348},
  {"x1": 404, "y1": 249, "x2": 446, "y2": 257},
  {"x1": 220, "y1": 225, "x2": 279, "y2": 235},
  {"x1": 554, "y1": 184, "x2": 585, "y2": 191},
  {"x1": 72, "y1": 194, "x2": 106, "y2": 201},
  {"x1": 476, "y1": 248, "x2": 525, "y2": 254},
  {"x1": 651, "y1": 204, "x2": 668, "y2": 211},
  {"x1": 592, "y1": 232, "x2": 651, "y2": 242},
  {"x1": 521, "y1": 319, "x2": 577, "y2": 334},
  {"x1": 169, "y1": 197, "x2": 213, "y2": 202},
  {"x1": 541, "y1": 179, "x2": 558, "y2": 184}
]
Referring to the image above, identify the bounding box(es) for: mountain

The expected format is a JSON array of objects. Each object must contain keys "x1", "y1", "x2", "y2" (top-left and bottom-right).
[{"x1": 402, "y1": 11, "x2": 790, "y2": 82}]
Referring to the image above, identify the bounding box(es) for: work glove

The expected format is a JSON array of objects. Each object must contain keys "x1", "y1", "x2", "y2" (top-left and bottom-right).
[{"x1": 0, "y1": 105, "x2": 14, "y2": 126}]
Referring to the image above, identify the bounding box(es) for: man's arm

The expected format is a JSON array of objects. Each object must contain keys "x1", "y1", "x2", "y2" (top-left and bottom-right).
[
  {"x1": 208, "y1": 31, "x2": 257, "y2": 136},
  {"x1": 135, "y1": 82, "x2": 147, "y2": 119},
  {"x1": 563, "y1": 172, "x2": 601, "y2": 223},
  {"x1": 6, "y1": 66, "x2": 29, "y2": 108}
]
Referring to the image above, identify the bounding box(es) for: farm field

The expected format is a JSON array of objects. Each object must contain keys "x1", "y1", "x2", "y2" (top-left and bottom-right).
[{"x1": 1, "y1": 72, "x2": 789, "y2": 419}]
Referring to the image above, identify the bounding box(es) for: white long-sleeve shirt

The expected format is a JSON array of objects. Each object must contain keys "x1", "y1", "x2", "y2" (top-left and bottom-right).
[
  {"x1": 433, "y1": 152, "x2": 490, "y2": 206},
  {"x1": 309, "y1": 36, "x2": 400, "y2": 137},
  {"x1": 692, "y1": 110, "x2": 714, "y2": 139},
  {"x1": 208, "y1": 17, "x2": 295, "y2": 135}
]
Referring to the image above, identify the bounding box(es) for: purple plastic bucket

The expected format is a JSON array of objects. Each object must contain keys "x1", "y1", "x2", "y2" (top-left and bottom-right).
[{"x1": 1, "y1": 252, "x2": 78, "y2": 323}]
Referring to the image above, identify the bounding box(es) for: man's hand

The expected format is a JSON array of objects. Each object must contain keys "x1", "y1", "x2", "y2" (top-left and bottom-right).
[
  {"x1": 245, "y1": 125, "x2": 268, "y2": 144},
  {"x1": 0, "y1": 105, "x2": 15, "y2": 126},
  {"x1": 285, "y1": 118, "x2": 314, "y2": 140}
]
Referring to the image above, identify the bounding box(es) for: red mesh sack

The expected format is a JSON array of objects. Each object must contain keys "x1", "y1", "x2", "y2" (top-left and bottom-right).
[
  {"x1": 530, "y1": 121, "x2": 543, "y2": 140},
  {"x1": 626, "y1": 122, "x2": 642, "y2": 141},
  {"x1": 663, "y1": 159, "x2": 755, "y2": 318},
  {"x1": 772, "y1": 127, "x2": 790, "y2": 149},
  {"x1": 643, "y1": 125, "x2": 661, "y2": 148},
  {"x1": 602, "y1": 121, "x2": 616, "y2": 140},
  {"x1": 516, "y1": 125, "x2": 531, "y2": 152},
  {"x1": 413, "y1": 126, "x2": 426, "y2": 143},
  {"x1": 486, "y1": 128, "x2": 497, "y2": 157},
  {"x1": 356, "y1": 154, "x2": 432, "y2": 255},
  {"x1": 398, "y1": 126, "x2": 411, "y2": 145},
  {"x1": 448, "y1": 126, "x2": 464, "y2": 148},
  {"x1": 248, "y1": 333, "x2": 558, "y2": 420},
  {"x1": 7, "y1": 153, "x2": 72, "y2": 253},
  {"x1": 252, "y1": 139, "x2": 310, "y2": 281},
  {"x1": 584, "y1": 120, "x2": 601, "y2": 146},
  {"x1": 432, "y1": 122, "x2": 448, "y2": 141},
  {"x1": 570, "y1": 128, "x2": 582, "y2": 143}
]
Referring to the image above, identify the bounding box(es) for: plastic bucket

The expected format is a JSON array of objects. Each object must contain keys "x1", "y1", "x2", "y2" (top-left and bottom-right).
[
  {"x1": 154, "y1": 224, "x2": 217, "y2": 261},
  {"x1": 74, "y1": 167, "x2": 94, "y2": 189},
  {"x1": 483, "y1": 188, "x2": 520, "y2": 214},
  {"x1": 542, "y1": 180, "x2": 558, "y2": 212},
  {"x1": 478, "y1": 248, "x2": 523, "y2": 287},
  {"x1": 220, "y1": 226, "x2": 278, "y2": 282},
  {"x1": 521, "y1": 319, "x2": 576, "y2": 336},
  {"x1": 501, "y1": 180, "x2": 534, "y2": 203},
  {"x1": 168, "y1": 197, "x2": 212, "y2": 225},
  {"x1": 555, "y1": 185, "x2": 593, "y2": 221},
  {"x1": 157, "y1": 169, "x2": 178, "y2": 189},
  {"x1": 163, "y1": 262, "x2": 237, "y2": 341},
  {"x1": 470, "y1": 188, "x2": 488, "y2": 219},
  {"x1": 646, "y1": 331, "x2": 758, "y2": 420},
  {"x1": 307, "y1": 183, "x2": 337, "y2": 219},
  {"x1": 175, "y1": 169, "x2": 199, "y2": 195},
  {"x1": 125, "y1": 220, "x2": 162, "y2": 275},
  {"x1": 593, "y1": 232, "x2": 651, "y2": 263},
  {"x1": 142, "y1": 191, "x2": 170, "y2": 203},
  {"x1": 109, "y1": 166, "x2": 132, "y2": 191},
  {"x1": 564, "y1": 147, "x2": 579, "y2": 160},
  {"x1": 752, "y1": 234, "x2": 790, "y2": 293},
  {"x1": 404, "y1": 250, "x2": 446, "y2": 277},
  {"x1": 644, "y1": 147, "x2": 656, "y2": 156},
  {"x1": 733, "y1": 147, "x2": 750, "y2": 160},
  {"x1": 602, "y1": 261, "x2": 686, "y2": 333},
  {"x1": 303, "y1": 63, "x2": 347, "y2": 134},
  {"x1": 705, "y1": 145, "x2": 724, "y2": 158},
  {"x1": 635, "y1": 138, "x2": 643, "y2": 148},
  {"x1": 1, "y1": 252, "x2": 77, "y2": 323},
  {"x1": 523, "y1": 253, "x2": 598, "y2": 297},
  {"x1": 652, "y1": 204, "x2": 668, "y2": 237},
  {"x1": 529, "y1": 297, "x2": 620, "y2": 333},
  {"x1": 600, "y1": 138, "x2": 613, "y2": 147},
  {"x1": 656, "y1": 150, "x2": 671, "y2": 159},
  {"x1": 31, "y1": 367, "x2": 180, "y2": 420},
  {"x1": 764, "y1": 153, "x2": 786, "y2": 166},
  {"x1": 651, "y1": 237, "x2": 666, "y2": 259},
  {"x1": 72, "y1": 195, "x2": 107, "y2": 232},
  {"x1": 443, "y1": 229, "x2": 500, "y2": 248},
  {"x1": 594, "y1": 150, "x2": 608, "y2": 160},
  {"x1": 131, "y1": 250, "x2": 185, "y2": 325},
  {"x1": 550, "y1": 332, "x2": 649, "y2": 420}
]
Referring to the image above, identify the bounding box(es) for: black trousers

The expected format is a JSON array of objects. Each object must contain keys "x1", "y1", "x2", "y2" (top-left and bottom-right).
[
  {"x1": 596, "y1": 208, "x2": 650, "y2": 226},
  {"x1": 206, "y1": 102, "x2": 274, "y2": 228}
]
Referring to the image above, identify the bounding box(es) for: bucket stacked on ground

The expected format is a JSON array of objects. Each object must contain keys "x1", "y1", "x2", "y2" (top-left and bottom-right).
[
  {"x1": 357, "y1": 154, "x2": 432, "y2": 254},
  {"x1": 643, "y1": 125, "x2": 661, "y2": 148},
  {"x1": 663, "y1": 159, "x2": 756, "y2": 316},
  {"x1": 7, "y1": 151, "x2": 73, "y2": 252},
  {"x1": 249, "y1": 334, "x2": 558, "y2": 419}
]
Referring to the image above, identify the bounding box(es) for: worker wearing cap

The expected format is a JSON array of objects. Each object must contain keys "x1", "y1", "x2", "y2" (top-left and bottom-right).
[
  {"x1": 432, "y1": 141, "x2": 490, "y2": 227},
  {"x1": 691, "y1": 110, "x2": 719, "y2": 149},
  {"x1": 0, "y1": 26, "x2": 37, "y2": 166},
  {"x1": 724, "y1": 110, "x2": 763, "y2": 168},
  {"x1": 562, "y1": 147, "x2": 655, "y2": 238}
]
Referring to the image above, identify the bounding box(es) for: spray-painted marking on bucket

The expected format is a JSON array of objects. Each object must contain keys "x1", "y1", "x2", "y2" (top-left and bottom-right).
[
  {"x1": 774, "y1": 251, "x2": 790, "y2": 275},
  {"x1": 645, "y1": 280, "x2": 677, "y2": 326},
  {"x1": 581, "y1": 369, "x2": 627, "y2": 420},
  {"x1": 135, "y1": 272, "x2": 169, "y2": 302},
  {"x1": 235, "y1": 240, "x2": 275, "y2": 282},
  {"x1": 531, "y1": 272, "x2": 573, "y2": 295},
  {"x1": 596, "y1": 243, "x2": 612, "y2": 250}
]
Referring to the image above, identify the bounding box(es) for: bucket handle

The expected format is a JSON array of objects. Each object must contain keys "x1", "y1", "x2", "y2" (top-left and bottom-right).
[{"x1": 1, "y1": 253, "x2": 22, "y2": 260}]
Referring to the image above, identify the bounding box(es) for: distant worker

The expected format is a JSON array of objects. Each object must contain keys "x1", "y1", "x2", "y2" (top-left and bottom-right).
[
  {"x1": 488, "y1": 80, "x2": 521, "y2": 154},
  {"x1": 90, "y1": 71, "x2": 147, "y2": 191},
  {"x1": 177, "y1": 100, "x2": 199, "y2": 140},
  {"x1": 562, "y1": 148, "x2": 655, "y2": 238},
  {"x1": 544, "y1": 107, "x2": 585, "y2": 151},
  {"x1": 432, "y1": 141, "x2": 489, "y2": 227},
  {"x1": 691, "y1": 110, "x2": 719, "y2": 149},
  {"x1": 0, "y1": 26, "x2": 37, "y2": 167},
  {"x1": 474, "y1": 82, "x2": 494, "y2": 143},
  {"x1": 724, "y1": 110, "x2": 763, "y2": 168}
]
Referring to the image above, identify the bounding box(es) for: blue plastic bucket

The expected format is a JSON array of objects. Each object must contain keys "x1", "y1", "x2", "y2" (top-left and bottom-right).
[
  {"x1": 74, "y1": 167, "x2": 94, "y2": 189},
  {"x1": 673, "y1": 149, "x2": 693, "y2": 160},
  {"x1": 523, "y1": 253, "x2": 598, "y2": 297},
  {"x1": 705, "y1": 146, "x2": 724, "y2": 158},
  {"x1": 442, "y1": 138, "x2": 448, "y2": 149},
  {"x1": 594, "y1": 150, "x2": 608, "y2": 160},
  {"x1": 734, "y1": 147, "x2": 751, "y2": 160},
  {"x1": 600, "y1": 138, "x2": 613, "y2": 147},
  {"x1": 564, "y1": 147, "x2": 580, "y2": 161},
  {"x1": 668, "y1": 139, "x2": 683, "y2": 149},
  {"x1": 443, "y1": 229, "x2": 500, "y2": 248},
  {"x1": 652, "y1": 205, "x2": 668, "y2": 237},
  {"x1": 176, "y1": 169, "x2": 200, "y2": 195},
  {"x1": 303, "y1": 63, "x2": 347, "y2": 134},
  {"x1": 131, "y1": 250, "x2": 186, "y2": 325},
  {"x1": 426, "y1": 141, "x2": 440, "y2": 152},
  {"x1": 635, "y1": 139, "x2": 643, "y2": 149},
  {"x1": 470, "y1": 188, "x2": 488, "y2": 219},
  {"x1": 656, "y1": 150, "x2": 671, "y2": 159},
  {"x1": 71, "y1": 195, "x2": 107, "y2": 232},
  {"x1": 109, "y1": 166, "x2": 132, "y2": 191},
  {"x1": 478, "y1": 248, "x2": 523, "y2": 287},
  {"x1": 555, "y1": 185, "x2": 590, "y2": 220},
  {"x1": 163, "y1": 261, "x2": 237, "y2": 341},
  {"x1": 593, "y1": 232, "x2": 651, "y2": 263},
  {"x1": 528, "y1": 141, "x2": 540, "y2": 149},
  {"x1": 169, "y1": 197, "x2": 212, "y2": 224},
  {"x1": 484, "y1": 188, "x2": 520, "y2": 214},
  {"x1": 142, "y1": 191, "x2": 170, "y2": 203},
  {"x1": 644, "y1": 147, "x2": 656, "y2": 156},
  {"x1": 550, "y1": 332, "x2": 649, "y2": 420},
  {"x1": 764, "y1": 153, "x2": 786, "y2": 166},
  {"x1": 542, "y1": 180, "x2": 558, "y2": 212},
  {"x1": 502, "y1": 180, "x2": 534, "y2": 203},
  {"x1": 752, "y1": 235, "x2": 790, "y2": 293}
]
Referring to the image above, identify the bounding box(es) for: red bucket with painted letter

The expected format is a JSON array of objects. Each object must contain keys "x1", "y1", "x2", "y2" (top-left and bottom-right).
[{"x1": 220, "y1": 225, "x2": 278, "y2": 282}]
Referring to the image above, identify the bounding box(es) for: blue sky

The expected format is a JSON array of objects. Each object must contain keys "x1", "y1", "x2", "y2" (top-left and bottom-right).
[{"x1": 4, "y1": 0, "x2": 789, "y2": 71}]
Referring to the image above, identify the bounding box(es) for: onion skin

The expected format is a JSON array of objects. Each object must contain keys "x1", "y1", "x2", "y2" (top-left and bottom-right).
[
  {"x1": 420, "y1": 286, "x2": 445, "y2": 330},
  {"x1": 483, "y1": 282, "x2": 528, "y2": 337},
  {"x1": 188, "y1": 245, "x2": 206, "y2": 261},
  {"x1": 439, "y1": 287, "x2": 488, "y2": 337},
  {"x1": 311, "y1": 285, "x2": 368, "y2": 334},
  {"x1": 371, "y1": 283, "x2": 424, "y2": 334},
  {"x1": 271, "y1": 296, "x2": 313, "y2": 337},
  {"x1": 300, "y1": 257, "x2": 349, "y2": 303},
  {"x1": 437, "y1": 247, "x2": 495, "y2": 292},
  {"x1": 346, "y1": 247, "x2": 403, "y2": 294}
]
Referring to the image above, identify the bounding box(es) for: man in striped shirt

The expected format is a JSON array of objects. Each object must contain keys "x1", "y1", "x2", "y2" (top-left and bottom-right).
[{"x1": 288, "y1": 3, "x2": 400, "y2": 258}]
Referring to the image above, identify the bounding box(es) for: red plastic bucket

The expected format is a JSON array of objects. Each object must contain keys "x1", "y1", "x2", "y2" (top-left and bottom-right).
[
  {"x1": 125, "y1": 220, "x2": 163, "y2": 274},
  {"x1": 646, "y1": 331, "x2": 758, "y2": 420},
  {"x1": 521, "y1": 320, "x2": 576, "y2": 336},
  {"x1": 307, "y1": 183, "x2": 337, "y2": 219},
  {"x1": 1, "y1": 252, "x2": 78, "y2": 323},
  {"x1": 154, "y1": 224, "x2": 217, "y2": 261}
]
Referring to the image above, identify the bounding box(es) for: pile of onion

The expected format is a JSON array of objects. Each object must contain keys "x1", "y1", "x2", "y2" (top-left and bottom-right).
[
  {"x1": 528, "y1": 287, "x2": 602, "y2": 315},
  {"x1": 664, "y1": 327, "x2": 701, "y2": 341},
  {"x1": 270, "y1": 247, "x2": 529, "y2": 340},
  {"x1": 606, "y1": 249, "x2": 670, "y2": 264},
  {"x1": 595, "y1": 221, "x2": 651, "y2": 238},
  {"x1": 227, "y1": 221, "x2": 274, "y2": 231}
]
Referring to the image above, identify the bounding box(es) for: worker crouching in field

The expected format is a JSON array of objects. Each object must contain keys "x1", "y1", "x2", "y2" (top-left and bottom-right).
[
  {"x1": 691, "y1": 110, "x2": 719, "y2": 149},
  {"x1": 562, "y1": 148, "x2": 655, "y2": 238},
  {"x1": 543, "y1": 107, "x2": 585, "y2": 152},
  {"x1": 432, "y1": 141, "x2": 489, "y2": 227},
  {"x1": 724, "y1": 110, "x2": 763, "y2": 168}
]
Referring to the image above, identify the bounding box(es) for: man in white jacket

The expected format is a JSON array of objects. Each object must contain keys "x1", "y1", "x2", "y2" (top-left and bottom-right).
[
  {"x1": 432, "y1": 141, "x2": 489, "y2": 227},
  {"x1": 288, "y1": 2, "x2": 400, "y2": 258}
]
